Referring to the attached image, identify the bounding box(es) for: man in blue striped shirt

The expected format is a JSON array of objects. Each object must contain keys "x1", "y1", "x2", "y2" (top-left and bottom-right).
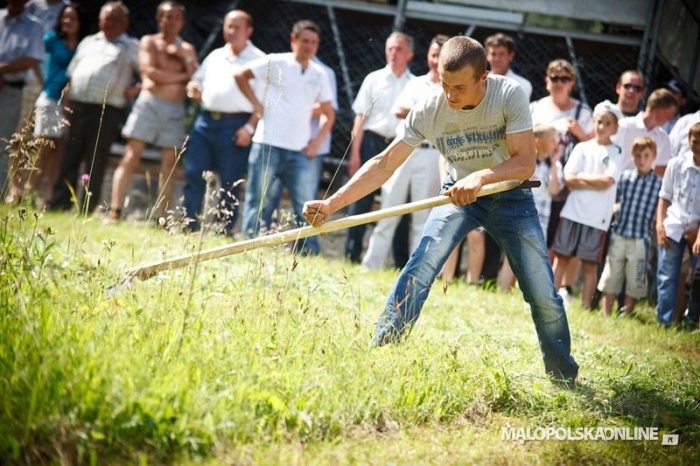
[{"x1": 597, "y1": 136, "x2": 661, "y2": 316}]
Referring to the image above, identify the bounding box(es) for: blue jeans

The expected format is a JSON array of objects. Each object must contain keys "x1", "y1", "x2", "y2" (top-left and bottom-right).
[
  {"x1": 263, "y1": 153, "x2": 325, "y2": 253},
  {"x1": 656, "y1": 238, "x2": 696, "y2": 325},
  {"x1": 241, "y1": 143, "x2": 319, "y2": 253},
  {"x1": 183, "y1": 112, "x2": 250, "y2": 232},
  {"x1": 345, "y1": 131, "x2": 392, "y2": 262},
  {"x1": 374, "y1": 184, "x2": 579, "y2": 380}
]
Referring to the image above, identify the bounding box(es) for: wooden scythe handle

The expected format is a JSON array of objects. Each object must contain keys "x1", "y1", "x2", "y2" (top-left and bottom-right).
[{"x1": 126, "y1": 179, "x2": 539, "y2": 281}]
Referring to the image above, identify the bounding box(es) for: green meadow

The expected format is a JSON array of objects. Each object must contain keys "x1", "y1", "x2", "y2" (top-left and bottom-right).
[{"x1": 1, "y1": 206, "x2": 698, "y2": 465}]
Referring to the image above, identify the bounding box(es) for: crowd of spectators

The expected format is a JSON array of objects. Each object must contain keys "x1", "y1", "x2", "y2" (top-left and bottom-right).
[{"x1": 1, "y1": 0, "x2": 698, "y2": 328}]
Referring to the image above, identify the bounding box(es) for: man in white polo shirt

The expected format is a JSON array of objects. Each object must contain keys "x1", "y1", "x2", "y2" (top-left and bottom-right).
[
  {"x1": 361, "y1": 34, "x2": 445, "y2": 269},
  {"x1": 181, "y1": 9, "x2": 264, "y2": 235},
  {"x1": 484, "y1": 32, "x2": 532, "y2": 100},
  {"x1": 236, "y1": 19, "x2": 335, "y2": 255},
  {"x1": 344, "y1": 31, "x2": 414, "y2": 263}
]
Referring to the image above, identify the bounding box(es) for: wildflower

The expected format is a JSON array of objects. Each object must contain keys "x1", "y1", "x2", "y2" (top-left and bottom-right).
[{"x1": 81, "y1": 173, "x2": 90, "y2": 186}]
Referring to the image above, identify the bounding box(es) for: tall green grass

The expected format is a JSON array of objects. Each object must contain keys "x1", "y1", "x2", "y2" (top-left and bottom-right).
[{"x1": 1, "y1": 205, "x2": 699, "y2": 465}]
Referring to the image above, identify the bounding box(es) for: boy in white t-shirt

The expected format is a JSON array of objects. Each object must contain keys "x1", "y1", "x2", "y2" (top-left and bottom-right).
[{"x1": 552, "y1": 101, "x2": 624, "y2": 309}]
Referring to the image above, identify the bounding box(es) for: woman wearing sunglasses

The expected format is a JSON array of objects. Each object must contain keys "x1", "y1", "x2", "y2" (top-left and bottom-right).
[{"x1": 529, "y1": 59, "x2": 595, "y2": 302}]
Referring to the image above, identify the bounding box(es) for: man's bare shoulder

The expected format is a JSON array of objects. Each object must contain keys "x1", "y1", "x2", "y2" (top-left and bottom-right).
[
  {"x1": 139, "y1": 33, "x2": 159, "y2": 46},
  {"x1": 181, "y1": 41, "x2": 196, "y2": 53}
]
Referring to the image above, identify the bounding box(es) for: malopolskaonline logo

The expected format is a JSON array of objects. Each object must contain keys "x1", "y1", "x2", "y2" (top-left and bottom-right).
[{"x1": 501, "y1": 426, "x2": 678, "y2": 444}]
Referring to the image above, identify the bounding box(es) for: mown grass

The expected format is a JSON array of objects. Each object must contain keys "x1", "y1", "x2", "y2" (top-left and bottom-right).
[{"x1": 1, "y1": 204, "x2": 699, "y2": 465}]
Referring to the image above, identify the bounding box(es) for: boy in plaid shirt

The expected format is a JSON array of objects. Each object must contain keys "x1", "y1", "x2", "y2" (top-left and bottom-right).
[{"x1": 597, "y1": 137, "x2": 661, "y2": 316}]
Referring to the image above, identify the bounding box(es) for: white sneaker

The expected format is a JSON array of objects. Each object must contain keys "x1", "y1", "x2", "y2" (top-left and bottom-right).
[{"x1": 558, "y1": 287, "x2": 572, "y2": 305}]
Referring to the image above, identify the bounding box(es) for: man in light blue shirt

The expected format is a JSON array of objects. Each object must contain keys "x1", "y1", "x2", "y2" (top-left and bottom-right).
[{"x1": 0, "y1": 0, "x2": 44, "y2": 200}]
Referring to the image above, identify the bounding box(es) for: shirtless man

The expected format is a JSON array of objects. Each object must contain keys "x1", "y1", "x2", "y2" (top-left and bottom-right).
[{"x1": 107, "y1": 0, "x2": 198, "y2": 223}]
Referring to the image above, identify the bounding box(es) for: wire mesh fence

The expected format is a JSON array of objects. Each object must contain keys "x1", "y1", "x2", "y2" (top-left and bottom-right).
[{"x1": 113, "y1": 0, "x2": 642, "y2": 183}]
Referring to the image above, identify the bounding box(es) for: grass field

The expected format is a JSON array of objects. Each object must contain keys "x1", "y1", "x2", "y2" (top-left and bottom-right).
[{"x1": 1, "y1": 205, "x2": 699, "y2": 465}]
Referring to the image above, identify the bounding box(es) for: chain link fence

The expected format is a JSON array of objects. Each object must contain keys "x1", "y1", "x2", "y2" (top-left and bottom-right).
[{"x1": 114, "y1": 0, "x2": 641, "y2": 186}]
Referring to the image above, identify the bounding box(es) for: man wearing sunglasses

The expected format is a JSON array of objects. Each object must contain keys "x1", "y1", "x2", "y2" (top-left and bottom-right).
[{"x1": 615, "y1": 70, "x2": 646, "y2": 117}]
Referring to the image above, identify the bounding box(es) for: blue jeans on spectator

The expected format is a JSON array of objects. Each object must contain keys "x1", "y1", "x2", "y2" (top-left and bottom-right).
[
  {"x1": 264, "y1": 152, "x2": 325, "y2": 253},
  {"x1": 345, "y1": 131, "x2": 392, "y2": 262},
  {"x1": 183, "y1": 112, "x2": 250, "y2": 233},
  {"x1": 241, "y1": 143, "x2": 319, "y2": 254},
  {"x1": 686, "y1": 261, "x2": 700, "y2": 327},
  {"x1": 373, "y1": 184, "x2": 579, "y2": 381},
  {"x1": 656, "y1": 238, "x2": 696, "y2": 326}
]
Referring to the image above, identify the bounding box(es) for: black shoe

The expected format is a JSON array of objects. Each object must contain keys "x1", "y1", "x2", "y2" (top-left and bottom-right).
[
  {"x1": 548, "y1": 369, "x2": 578, "y2": 390},
  {"x1": 681, "y1": 319, "x2": 699, "y2": 332}
]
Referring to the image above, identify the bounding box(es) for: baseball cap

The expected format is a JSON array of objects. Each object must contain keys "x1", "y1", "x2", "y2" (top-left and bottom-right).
[
  {"x1": 593, "y1": 100, "x2": 623, "y2": 122},
  {"x1": 663, "y1": 78, "x2": 687, "y2": 98}
]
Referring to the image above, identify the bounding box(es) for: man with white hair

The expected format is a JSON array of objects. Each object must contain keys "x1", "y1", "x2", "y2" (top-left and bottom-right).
[
  {"x1": 361, "y1": 34, "x2": 445, "y2": 270},
  {"x1": 344, "y1": 31, "x2": 415, "y2": 263},
  {"x1": 47, "y1": 0, "x2": 139, "y2": 213}
]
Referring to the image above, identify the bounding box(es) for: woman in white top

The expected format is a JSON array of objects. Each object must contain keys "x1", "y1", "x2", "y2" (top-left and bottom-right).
[{"x1": 529, "y1": 59, "x2": 594, "y2": 301}]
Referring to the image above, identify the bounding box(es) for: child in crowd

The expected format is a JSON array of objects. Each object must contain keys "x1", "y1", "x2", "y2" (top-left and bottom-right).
[
  {"x1": 552, "y1": 100, "x2": 624, "y2": 308},
  {"x1": 685, "y1": 239, "x2": 700, "y2": 330},
  {"x1": 498, "y1": 122, "x2": 561, "y2": 290},
  {"x1": 597, "y1": 136, "x2": 661, "y2": 316},
  {"x1": 656, "y1": 122, "x2": 700, "y2": 326},
  {"x1": 531, "y1": 122, "x2": 563, "y2": 240}
]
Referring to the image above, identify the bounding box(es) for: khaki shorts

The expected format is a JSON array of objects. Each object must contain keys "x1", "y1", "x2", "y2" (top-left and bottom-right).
[
  {"x1": 597, "y1": 233, "x2": 649, "y2": 299},
  {"x1": 122, "y1": 92, "x2": 185, "y2": 148}
]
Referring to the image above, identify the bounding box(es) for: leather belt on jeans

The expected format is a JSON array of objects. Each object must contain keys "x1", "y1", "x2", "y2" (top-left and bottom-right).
[
  {"x1": 3, "y1": 80, "x2": 25, "y2": 89},
  {"x1": 203, "y1": 110, "x2": 251, "y2": 120},
  {"x1": 365, "y1": 130, "x2": 393, "y2": 145}
]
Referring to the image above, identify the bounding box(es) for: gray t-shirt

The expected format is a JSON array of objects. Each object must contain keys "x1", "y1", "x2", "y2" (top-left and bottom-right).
[{"x1": 402, "y1": 74, "x2": 532, "y2": 181}]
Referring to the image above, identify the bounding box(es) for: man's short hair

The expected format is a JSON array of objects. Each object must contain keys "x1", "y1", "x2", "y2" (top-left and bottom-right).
[
  {"x1": 387, "y1": 31, "x2": 414, "y2": 52},
  {"x1": 100, "y1": 1, "x2": 129, "y2": 19},
  {"x1": 617, "y1": 70, "x2": 645, "y2": 88},
  {"x1": 645, "y1": 88, "x2": 678, "y2": 111},
  {"x1": 631, "y1": 136, "x2": 657, "y2": 155},
  {"x1": 226, "y1": 9, "x2": 253, "y2": 28},
  {"x1": 431, "y1": 34, "x2": 449, "y2": 48},
  {"x1": 439, "y1": 36, "x2": 487, "y2": 78},
  {"x1": 484, "y1": 32, "x2": 516, "y2": 53},
  {"x1": 292, "y1": 19, "x2": 320, "y2": 38},
  {"x1": 157, "y1": 1, "x2": 185, "y2": 18},
  {"x1": 689, "y1": 122, "x2": 700, "y2": 139},
  {"x1": 533, "y1": 122, "x2": 556, "y2": 137}
]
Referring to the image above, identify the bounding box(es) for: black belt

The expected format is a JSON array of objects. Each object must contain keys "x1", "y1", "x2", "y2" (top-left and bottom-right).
[
  {"x1": 203, "y1": 110, "x2": 251, "y2": 120},
  {"x1": 419, "y1": 142, "x2": 436, "y2": 149},
  {"x1": 365, "y1": 130, "x2": 393, "y2": 145},
  {"x1": 4, "y1": 80, "x2": 25, "y2": 89}
]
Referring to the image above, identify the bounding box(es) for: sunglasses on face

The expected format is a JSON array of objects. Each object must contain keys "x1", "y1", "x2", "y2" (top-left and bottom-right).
[
  {"x1": 622, "y1": 83, "x2": 643, "y2": 93},
  {"x1": 549, "y1": 75, "x2": 573, "y2": 84}
]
